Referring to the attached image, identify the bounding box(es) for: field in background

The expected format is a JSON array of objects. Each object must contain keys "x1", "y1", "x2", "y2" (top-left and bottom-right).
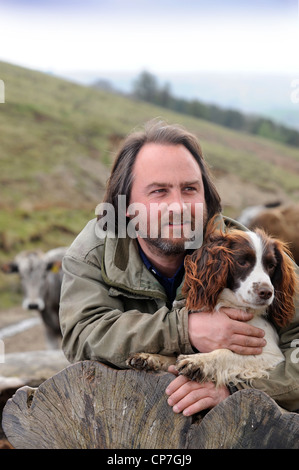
[{"x1": 1, "y1": 60, "x2": 299, "y2": 308}]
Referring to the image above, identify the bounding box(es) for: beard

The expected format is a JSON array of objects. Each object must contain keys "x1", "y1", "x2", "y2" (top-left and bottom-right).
[
  {"x1": 138, "y1": 208, "x2": 208, "y2": 256},
  {"x1": 141, "y1": 236, "x2": 187, "y2": 256}
]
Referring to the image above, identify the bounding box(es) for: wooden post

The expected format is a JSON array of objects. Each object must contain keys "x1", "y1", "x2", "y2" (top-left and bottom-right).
[{"x1": 2, "y1": 360, "x2": 299, "y2": 449}]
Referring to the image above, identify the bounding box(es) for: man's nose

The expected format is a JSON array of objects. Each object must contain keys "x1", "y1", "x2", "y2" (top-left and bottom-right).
[{"x1": 168, "y1": 190, "x2": 187, "y2": 209}]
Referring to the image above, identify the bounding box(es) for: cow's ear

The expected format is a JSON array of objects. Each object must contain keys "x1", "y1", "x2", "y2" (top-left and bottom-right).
[
  {"x1": 1, "y1": 262, "x2": 19, "y2": 274},
  {"x1": 46, "y1": 261, "x2": 54, "y2": 271},
  {"x1": 46, "y1": 261, "x2": 62, "y2": 273}
]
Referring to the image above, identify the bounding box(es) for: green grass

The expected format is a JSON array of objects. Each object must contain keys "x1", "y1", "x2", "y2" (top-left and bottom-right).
[{"x1": 203, "y1": 141, "x2": 299, "y2": 193}]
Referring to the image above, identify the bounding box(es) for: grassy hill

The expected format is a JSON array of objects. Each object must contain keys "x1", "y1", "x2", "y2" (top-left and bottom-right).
[{"x1": 0, "y1": 60, "x2": 299, "y2": 306}]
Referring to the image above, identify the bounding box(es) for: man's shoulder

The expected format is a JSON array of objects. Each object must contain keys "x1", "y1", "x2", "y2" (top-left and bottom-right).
[{"x1": 66, "y1": 218, "x2": 105, "y2": 262}]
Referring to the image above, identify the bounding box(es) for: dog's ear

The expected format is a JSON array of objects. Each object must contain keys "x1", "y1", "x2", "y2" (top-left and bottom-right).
[
  {"x1": 268, "y1": 240, "x2": 298, "y2": 328},
  {"x1": 183, "y1": 231, "x2": 233, "y2": 311}
]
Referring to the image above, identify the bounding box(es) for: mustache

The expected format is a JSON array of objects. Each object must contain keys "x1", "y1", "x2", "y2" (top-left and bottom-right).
[{"x1": 160, "y1": 212, "x2": 193, "y2": 226}]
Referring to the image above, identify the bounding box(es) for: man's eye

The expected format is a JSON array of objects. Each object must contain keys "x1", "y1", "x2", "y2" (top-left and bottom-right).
[
  {"x1": 152, "y1": 188, "x2": 166, "y2": 194},
  {"x1": 184, "y1": 186, "x2": 196, "y2": 192}
]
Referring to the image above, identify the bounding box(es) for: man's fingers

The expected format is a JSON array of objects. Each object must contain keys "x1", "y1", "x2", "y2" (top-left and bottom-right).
[
  {"x1": 220, "y1": 307, "x2": 253, "y2": 321},
  {"x1": 165, "y1": 374, "x2": 189, "y2": 396},
  {"x1": 166, "y1": 378, "x2": 231, "y2": 416},
  {"x1": 167, "y1": 365, "x2": 179, "y2": 376},
  {"x1": 230, "y1": 331, "x2": 266, "y2": 355},
  {"x1": 230, "y1": 344, "x2": 264, "y2": 355},
  {"x1": 230, "y1": 329, "x2": 266, "y2": 354},
  {"x1": 232, "y1": 332, "x2": 266, "y2": 345},
  {"x1": 170, "y1": 388, "x2": 212, "y2": 415},
  {"x1": 232, "y1": 321, "x2": 266, "y2": 338},
  {"x1": 166, "y1": 378, "x2": 205, "y2": 407}
]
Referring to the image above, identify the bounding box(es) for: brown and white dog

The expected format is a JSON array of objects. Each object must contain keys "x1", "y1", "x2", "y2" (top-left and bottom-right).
[{"x1": 127, "y1": 224, "x2": 297, "y2": 387}]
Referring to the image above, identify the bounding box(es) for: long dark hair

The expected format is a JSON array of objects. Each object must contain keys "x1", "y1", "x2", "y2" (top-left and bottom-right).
[{"x1": 100, "y1": 119, "x2": 222, "y2": 232}]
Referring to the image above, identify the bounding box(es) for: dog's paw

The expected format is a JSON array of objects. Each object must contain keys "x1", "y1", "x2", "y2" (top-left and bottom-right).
[
  {"x1": 127, "y1": 353, "x2": 176, "y2": 371},
  {"x1": 126, "y1": 353, "x2": 159, "y2": 371},
  {"x1": 176, "y1": 355, "x2": 206, "y2": 382}
]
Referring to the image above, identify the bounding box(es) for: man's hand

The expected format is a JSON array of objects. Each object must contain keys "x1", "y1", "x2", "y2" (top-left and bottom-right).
[
  {"x1": 166, "y1": 366, "x2": 230, "y2": 416},
  {"x1": 188, "y1": 308, "x2": 266, "y2": 355}
]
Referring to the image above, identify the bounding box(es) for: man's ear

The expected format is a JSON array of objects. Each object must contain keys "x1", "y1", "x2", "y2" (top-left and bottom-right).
[{"x1": 1, "y1": 262, "x2": 19, "y2": 274}]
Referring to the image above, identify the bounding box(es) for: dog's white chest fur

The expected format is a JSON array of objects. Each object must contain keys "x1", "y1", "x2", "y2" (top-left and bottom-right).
[
  {"x1": 175, "y1": 313, "x2": 284, "y2": 387},
  {"x1": 248, "y1": 316, "x2": 284, "y2": 364}
]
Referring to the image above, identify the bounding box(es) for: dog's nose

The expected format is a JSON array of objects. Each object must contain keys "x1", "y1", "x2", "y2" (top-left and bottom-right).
[{"x1": 257, "y1": 284, "x2": 273, "y2": 300}]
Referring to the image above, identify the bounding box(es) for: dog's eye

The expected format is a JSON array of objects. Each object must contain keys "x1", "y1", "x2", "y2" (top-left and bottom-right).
[
  {"x1": 263, "y1": 255, "x2": 277, "y2": 273},
  {"x1": 237, "y1": 259, "x2": 250, "y2": 267},
  {"x1": 266, "y1": 262, "x2": 276, "y2": 272}
]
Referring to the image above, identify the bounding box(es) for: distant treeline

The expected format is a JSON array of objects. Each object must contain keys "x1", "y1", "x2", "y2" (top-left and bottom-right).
[{"x1": 130, "y1": 71, "x2": 299, "y2": 147}]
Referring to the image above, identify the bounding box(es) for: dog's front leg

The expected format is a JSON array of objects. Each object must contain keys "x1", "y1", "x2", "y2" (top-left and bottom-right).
[
  {"x1": 127, "y1": 353, "x2": 176, "y2": 371},
  {"x1": 176, "y1": 349, "x2": 239, "y2": 387}
]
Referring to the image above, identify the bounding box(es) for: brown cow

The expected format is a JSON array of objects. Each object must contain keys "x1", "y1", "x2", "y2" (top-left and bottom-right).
[{"x1": 238, "y1": 203, "x2": 299, "y2": 265}]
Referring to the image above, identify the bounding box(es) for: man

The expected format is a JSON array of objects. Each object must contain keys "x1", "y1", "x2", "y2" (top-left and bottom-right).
[{"x1": 59, "y1": 120, "x2": 299, "y2": 416}]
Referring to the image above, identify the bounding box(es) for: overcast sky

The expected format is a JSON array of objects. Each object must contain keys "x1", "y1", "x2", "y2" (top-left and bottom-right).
[{"x1": 0, "y1": 0, "x2": 298, "y2": 76}]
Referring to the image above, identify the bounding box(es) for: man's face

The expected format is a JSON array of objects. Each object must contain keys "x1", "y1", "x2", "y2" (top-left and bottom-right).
[{"x1": 128, "y1": 143, "x2": 207, "y2": 255}]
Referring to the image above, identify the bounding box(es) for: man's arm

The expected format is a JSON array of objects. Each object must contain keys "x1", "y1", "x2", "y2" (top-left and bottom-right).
[
  {"x1": 60, "y1": 254, "x2": 267, "y2": 366},
  {"x1": 59, "y1": 254, "x2": 193, "y2": 367}
]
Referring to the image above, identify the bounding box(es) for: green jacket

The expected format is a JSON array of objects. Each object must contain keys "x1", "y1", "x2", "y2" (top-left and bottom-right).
[{"x1": 59, "y1": 216, "x2": 299, "y2": 412}]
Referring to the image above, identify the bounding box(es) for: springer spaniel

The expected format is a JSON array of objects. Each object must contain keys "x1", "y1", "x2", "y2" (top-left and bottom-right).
[{"x1": 127, "y1": 223, "x2": 297, "y2": 387}]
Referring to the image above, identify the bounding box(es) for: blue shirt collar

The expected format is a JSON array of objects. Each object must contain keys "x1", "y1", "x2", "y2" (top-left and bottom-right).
[{"x1": 138, "y1": 244, "x2": 185, "y2": 304}]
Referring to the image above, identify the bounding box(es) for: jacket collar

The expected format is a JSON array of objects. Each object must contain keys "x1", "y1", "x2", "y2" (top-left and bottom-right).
[{"x1": 101, "y1": 235, "x2": 170, "y2": 299}]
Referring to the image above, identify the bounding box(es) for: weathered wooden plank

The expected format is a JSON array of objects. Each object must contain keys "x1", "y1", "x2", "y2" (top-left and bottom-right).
[
  {"x1": 2, "y1": 361, "x2": 193, "y2": 449},
  {"x1": 187, "y1": 388, "x2": 299, "y2": 449},
  {"x1": 2, "y1": 360, "x2": 299, "y2": 449},
  {"x1": 0, "y1": 350, "x2": 69, "y2": 449}
]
